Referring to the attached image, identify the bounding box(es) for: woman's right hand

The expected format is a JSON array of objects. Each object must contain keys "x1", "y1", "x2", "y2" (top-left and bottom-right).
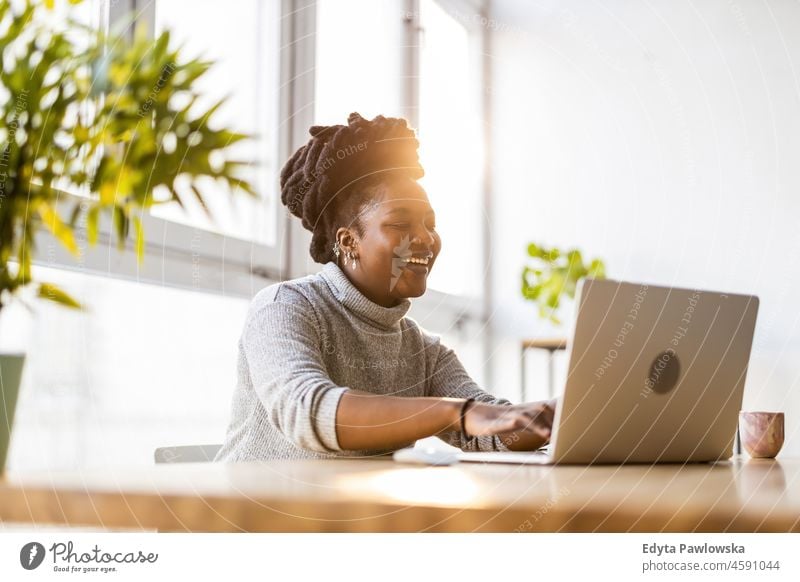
[{"x1": 462, "y1": 400, "x2": 555, "y2": 447}]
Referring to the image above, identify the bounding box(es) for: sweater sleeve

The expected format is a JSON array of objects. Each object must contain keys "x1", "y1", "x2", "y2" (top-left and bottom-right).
[
  {"x1": 426, "y1": 339, "x2": 515, "y2": 452},
  {"x1": 242, "y1": 295, "x2": 348, "y2": 454}
]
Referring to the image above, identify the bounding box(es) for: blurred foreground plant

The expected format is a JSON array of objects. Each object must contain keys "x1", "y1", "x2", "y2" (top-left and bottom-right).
[{"x1": 0, "y1": 0, "x2": 254, "y2": 314}]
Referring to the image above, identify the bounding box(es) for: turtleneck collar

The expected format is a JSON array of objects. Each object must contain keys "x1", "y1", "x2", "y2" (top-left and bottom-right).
[{"x1": 320, "y1": 261, "x2": 411, "y2": 330}]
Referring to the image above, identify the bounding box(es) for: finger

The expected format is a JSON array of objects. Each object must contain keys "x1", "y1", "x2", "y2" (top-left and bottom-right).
[
  {"x1": 535, "y1": 403, "x2": 555, "y2": 428},
  {"x1": 540, "y1": 404, "x2": 555, "y2": 427},
  {"x1": 523, "y1": 419, "x2": 552, "y2": 439},
  {"x1": 525, "y1": 423, "x2": 551, "y2": 443},
  {"x1": 520, "y1": 407, "x2": 554, "y2": 430},
  {"x1": 523, "y1": 406, "x2": 550, "y2": 421},
  {"x1": 515, "y1": 415, "x2": 545, "y2": 435}
]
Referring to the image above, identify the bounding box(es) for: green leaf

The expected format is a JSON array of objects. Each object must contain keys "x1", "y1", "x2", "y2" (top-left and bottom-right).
[
  {"x1": 113, "y1": 206, "x2": 129, "y2": 248},
  {"x1": 526, "y1": 284, "x2": 542, "y2": 300},
  {"x1": 132, "y1": 215, "x2": 145, "y2": 263},
  {"x1": 546, "y1": 290, "x2": 560, "y2": 309},
  {"x1": 38, "y1": 283, "x2": 82, "y2": 310},
  {"x1": 37, "y1": 203, "x2": 79, "y2": 256},
  {"x1": 67, "y1": 202, "x2": 83, "y2": 228},
  {"x1": 588, "y1": 258, "x2": 606, "y2": 278},
  {"x1": 229, "y1": 177, "x2": 257, "y2": 198},
  {"x1": 189, "y1": 183, "x2": 212, "y2": 220},
  {"x1": 87, "y1": 205, "x2": 100, "y2": 245},
  {"x1": 200, "y1": 95, "x2": 228, "y2": 124},
  {"x1": 152, "y1": 30, "x2": 170, "y2": 62},
  {"x1": 521, "y1": 241, "x2": 607, "y2": 326}
]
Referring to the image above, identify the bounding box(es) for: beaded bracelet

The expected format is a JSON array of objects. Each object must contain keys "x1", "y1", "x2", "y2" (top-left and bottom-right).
[{"x1": 459, "y1": 397, "x2": 477, "y2": 443}]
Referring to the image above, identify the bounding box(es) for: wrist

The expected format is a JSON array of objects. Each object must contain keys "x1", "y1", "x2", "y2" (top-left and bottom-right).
[
  {"x1": 459, "y1": 397, "x2": 477, "y2": 441},
  {"x1": 436, "y1": 398, "x2": 466, "y2": 434}
]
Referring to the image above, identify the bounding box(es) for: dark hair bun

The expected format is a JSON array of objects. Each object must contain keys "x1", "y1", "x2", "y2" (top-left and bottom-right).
[{"x1": 280, "y1": 112, "x2": 424, "y2": 262}]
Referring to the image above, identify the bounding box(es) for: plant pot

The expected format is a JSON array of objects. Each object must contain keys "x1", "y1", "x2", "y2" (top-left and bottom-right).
[{"x1": 0, "y1": 352, "x2": 25, "y2": 475}]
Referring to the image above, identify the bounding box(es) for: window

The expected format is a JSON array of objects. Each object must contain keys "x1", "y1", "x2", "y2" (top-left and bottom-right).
[
  {"x1": 314, "y1": 0, "x2": 485, "y2": 298},
  {"x1": 27, "y1": 0, "x2": 285, "y2": 295},
  {"x1": 314, "y1": 0, "x2": 406, "y2": 126},
  {"x1": 417, "y1": 0, "x2": 484, "y2": 298},
  {"x1": 152, "y1": 0, "x2": 281, "y2": 247},
  {"x1": 39, "y1": 0, "x2": 108, "y2": 38}
]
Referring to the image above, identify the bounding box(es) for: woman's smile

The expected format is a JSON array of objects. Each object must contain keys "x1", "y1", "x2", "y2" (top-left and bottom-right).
[
  {"x1": 404, "y1": 262, "x2": 430, "y2": 276},
  {"x1": 400, "y1": 252, "x2": 434, "y2": 276}
]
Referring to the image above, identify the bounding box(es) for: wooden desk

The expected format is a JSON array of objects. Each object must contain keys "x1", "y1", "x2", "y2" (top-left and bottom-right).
[{"x1": 1, "y1": 456, "x2": 798, "y2": 532}]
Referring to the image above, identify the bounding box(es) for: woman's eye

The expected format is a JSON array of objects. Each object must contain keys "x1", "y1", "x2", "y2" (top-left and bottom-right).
[{"x1": 388, "y1": 222, "x2": 436, "y2": 230}]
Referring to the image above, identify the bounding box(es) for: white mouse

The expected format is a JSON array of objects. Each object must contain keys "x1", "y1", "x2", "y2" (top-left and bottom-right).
[{"x1": 392, "y1": 447, "x2": 460, "y2": 466}]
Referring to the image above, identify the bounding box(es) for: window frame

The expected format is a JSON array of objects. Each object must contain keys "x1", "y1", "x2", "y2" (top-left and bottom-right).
[
  {"x1": 403, "y1": 0, "x2": 495, "y2": 386},
  {"x1": 399, "y1": 1, "x2": 493, "y2": 321}
]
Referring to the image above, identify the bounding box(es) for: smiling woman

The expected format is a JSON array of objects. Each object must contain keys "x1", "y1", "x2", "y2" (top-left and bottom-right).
[{"x1": 214, "y1": 112, "x2": 557, "y2": 462}]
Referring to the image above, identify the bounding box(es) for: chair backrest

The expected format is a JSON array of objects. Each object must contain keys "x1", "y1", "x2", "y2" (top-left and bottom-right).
[{"x1": 154, "y1": 444, "x2": 222, "y2": 464}]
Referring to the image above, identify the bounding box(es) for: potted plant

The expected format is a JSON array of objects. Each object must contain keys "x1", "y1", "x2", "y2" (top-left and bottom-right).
[
  {"x1": 521, "y1": 242, "x2": 607, "y2": 325},
  {"x1": 0, "y1": 0, "x2": 254, "y2": 473}
]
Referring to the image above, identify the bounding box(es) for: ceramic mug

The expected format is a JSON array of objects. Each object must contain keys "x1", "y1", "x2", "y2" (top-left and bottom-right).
[{"x1": 739, "y1": 411, "x2": 784, "y2": 459}]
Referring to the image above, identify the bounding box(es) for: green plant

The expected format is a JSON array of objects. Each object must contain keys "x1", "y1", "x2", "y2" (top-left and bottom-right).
[
  {"x1": 0, "y1": 0, "x2": 254, "y2": 315},
  {"x1": 521, "y1": 242, "x2": 606, "y2": 325}
]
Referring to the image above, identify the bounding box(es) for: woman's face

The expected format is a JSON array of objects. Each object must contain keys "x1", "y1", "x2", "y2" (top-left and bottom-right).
[{"x1": 337, "y1": 176, "x2": 441, "y2": 308}]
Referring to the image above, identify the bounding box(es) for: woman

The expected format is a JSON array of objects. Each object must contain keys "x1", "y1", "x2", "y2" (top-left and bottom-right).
[{"x1": 215, "y1": 112, "x2": 555, "y2": 461}]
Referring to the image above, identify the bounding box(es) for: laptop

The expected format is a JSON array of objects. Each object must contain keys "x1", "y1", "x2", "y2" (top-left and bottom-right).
[{"x1": 457, "y1": 278, "x2": 760, "y2": 465}]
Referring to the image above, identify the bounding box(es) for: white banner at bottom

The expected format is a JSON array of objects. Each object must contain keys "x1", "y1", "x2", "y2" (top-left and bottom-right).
[{"x1": 0, "y1": 532, "x2": 797, "y2": 581}]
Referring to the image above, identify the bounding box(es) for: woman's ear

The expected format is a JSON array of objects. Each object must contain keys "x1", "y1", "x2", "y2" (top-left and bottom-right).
[{"x1": 335, "y1": 227, "x2": 358, "y2": 255}]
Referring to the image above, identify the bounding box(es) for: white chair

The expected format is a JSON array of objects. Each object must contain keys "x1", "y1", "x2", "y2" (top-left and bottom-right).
[{"x1": 154, "y1": 444, "x2": 222, "y2": 464}]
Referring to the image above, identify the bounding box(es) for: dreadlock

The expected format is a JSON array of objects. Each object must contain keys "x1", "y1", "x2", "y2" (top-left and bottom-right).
[{"x1": 280, "y1": 112, "x2": 425, "y2": 264}]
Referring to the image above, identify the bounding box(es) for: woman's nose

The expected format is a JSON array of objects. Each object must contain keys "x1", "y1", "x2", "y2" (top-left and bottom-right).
[{"x1": 411, "y1": 226, "x2": 436, "y2": 246}]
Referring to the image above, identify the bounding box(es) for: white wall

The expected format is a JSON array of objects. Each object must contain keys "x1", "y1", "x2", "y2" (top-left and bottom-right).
[{"x1": 486, "y1": 0, "x2": 800, "y2": 455}]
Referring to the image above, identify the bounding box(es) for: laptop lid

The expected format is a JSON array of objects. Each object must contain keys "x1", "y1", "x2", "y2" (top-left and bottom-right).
[{"x1": 550, "y1": 278, "x2": 759, "y2": 464}]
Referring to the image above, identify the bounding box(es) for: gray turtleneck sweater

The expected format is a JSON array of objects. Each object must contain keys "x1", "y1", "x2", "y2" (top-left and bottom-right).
[{"x1": 214, "y1": 261, "x2": 513, "y2": 462}]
